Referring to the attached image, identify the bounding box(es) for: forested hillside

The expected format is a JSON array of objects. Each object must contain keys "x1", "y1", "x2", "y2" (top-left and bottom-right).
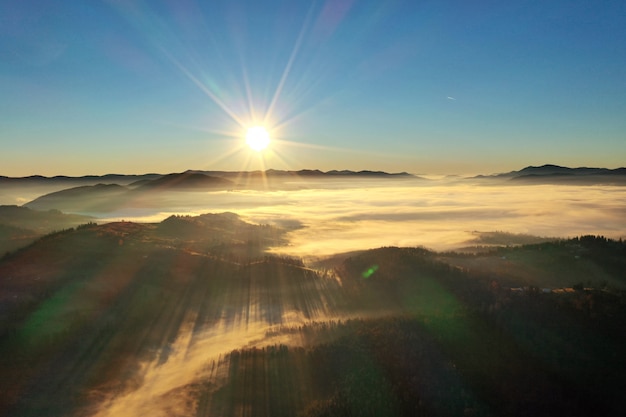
[{"x1": 0, "y1": 216, "x2": 625, "y2": 416}]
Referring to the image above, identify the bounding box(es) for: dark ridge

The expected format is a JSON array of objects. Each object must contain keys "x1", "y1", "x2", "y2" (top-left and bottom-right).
[
  {"x1": 294, "y1": 169, "x2": 325, "y2": 176},
  {"x1": 23, "y1": 184, "x2": 130, "y2": 212},
  {"x1": 135, "y1": 172, "x2": 234, "y2": 190},
  {"x1": 187, "y1": 169, "x2": 414, "y2": 178},
  {"x1": 515, "y1": 172, "x2": 575, "y2": 178},
  {"x1": 0, "y1": 173, "x2": 162, "y2": 186},
  {"x1": 512, "y1": 164, "x2": 626, "y2": 177},
  {"x1": 24, "y1": 184, "x2": 128, "y2": 203},
  {"x1": 0, "y1": 205, "x2": 94, "y2": 254},
  {"x1": 325, "y1": 170, "x2": 413, "y2": 177},
  {"x1": 472, "y1": 164, "x2": 626, "y2": 183},
  {"x1": 0, "y1": 170, "x2": 415, "y2": 185},
  {"x1": 0, "y1": 205, "x2": 93, "y2": 225}
]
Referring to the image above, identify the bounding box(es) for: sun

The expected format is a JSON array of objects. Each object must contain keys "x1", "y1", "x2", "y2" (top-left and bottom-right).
[{"x1": 246, "y1": 126, "x2": 270, "y2": 152}]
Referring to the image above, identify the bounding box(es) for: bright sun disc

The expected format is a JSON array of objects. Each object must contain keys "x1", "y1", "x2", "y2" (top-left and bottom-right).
[{"x1": 246, "y1": 126, "x2": 270, "y2": 151}]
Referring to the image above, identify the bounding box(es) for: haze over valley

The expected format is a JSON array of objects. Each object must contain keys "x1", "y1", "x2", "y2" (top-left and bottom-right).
[{"x1": 2, "y1": 166, "x2": 625, "y2": 256}]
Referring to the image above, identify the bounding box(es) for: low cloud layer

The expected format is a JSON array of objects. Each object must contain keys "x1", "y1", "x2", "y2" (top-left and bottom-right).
[
  {"x1": 233, "y1": 182, "x2": 626, "y2": 255},
  {"x1": 16, "y1": 179, "x2": 625, "y2": 257}
]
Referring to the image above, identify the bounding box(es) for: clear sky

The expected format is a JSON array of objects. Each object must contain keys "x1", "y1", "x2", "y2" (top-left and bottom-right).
[{"x1": 1, "y1": 0, "x2": 625, "y2": 176}]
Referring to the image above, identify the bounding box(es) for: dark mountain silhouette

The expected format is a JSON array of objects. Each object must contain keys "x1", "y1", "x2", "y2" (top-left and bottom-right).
[
  {"x1": 0, "y1": 173, "x2": 161, "y2": 187},
  {"x1": 0, "y1": 205, "x2": 93, "y2": 232},
  {"x1": 0, "y1": 175, "x2": 162, "y2": 208},
  {"x1": 24, "y1": 184, "x2": 130, "y2": 213},
  {"x1": 0, "y1": 169, "x2": 415, "y2": 189},
  {"x1": 325, "y1": 169, "x2": 415, "y2": 177},
  {"x1": 7, "y1": 165, "x2": 625, "y2": 189},
  {"x1": 133, "y1": 172, "x2": 234, "y2": 190},
  {"x1": 474, "y1": 164, "x2": 626, "y2": 184},
  {"x1": 21, "y1": 174, "x2": 232, "y2": 213},
  {"x1": 13, "y1": 169, "x2": 419, "y2": 213},
  {"x1": 192, "y1": 169, "x2": 414, "y2": 178},
  {"x1": 0, "y1": 205, "x2": 94, "y2": 254},
  {"x1": 155, "y1": 212, "x2": 286, "y2": 251}
]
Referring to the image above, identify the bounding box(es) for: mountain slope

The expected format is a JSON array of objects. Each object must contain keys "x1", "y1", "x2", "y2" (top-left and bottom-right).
[
  {"x1": 0, "y1": 205, "x2": 94, "y2": 254},
  {"x1": 24, "y1": 184, "x2": 130, "y2": 212}
]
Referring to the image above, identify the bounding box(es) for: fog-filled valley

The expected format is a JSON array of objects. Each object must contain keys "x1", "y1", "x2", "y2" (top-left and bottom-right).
[
  {"x1": 1, "y1": 169, "x2": 626, "y2": 416},
  {"x1": 2, "y1": 167, "x2": 625, "y2": 256}
]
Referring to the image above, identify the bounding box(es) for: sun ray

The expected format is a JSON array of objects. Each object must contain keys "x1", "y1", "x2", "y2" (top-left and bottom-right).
[
  {"x1": 232, "y1": 151, "x2": 271, "y2": 191},
  {"x1": 256, "y1": 155, "x2": 269, "y2": 190},
  {"x1": 241, "y1": 64, "x2": 258, "y2": 124},
  {"x1": 202, "y1": 143, "x2": 249, "y2": 169},
  {"x1": 263, "y1": 3, "x2": 316, "y2": 125},
  {"x1": 150, "y1": 120, "x2": 245, "y2": 139},
  {"x1": 263, "y1": 147, "x2": 295, "y2": 172},
  {"x1": 161, "y1": 49, "x2": 247, "y2": 128},
  {"x1": 271, "y1": 138, "x2": 354, "y2": 153},
  {"x1": 199, "y1": 128, "x2": 246, "y2": 138}
]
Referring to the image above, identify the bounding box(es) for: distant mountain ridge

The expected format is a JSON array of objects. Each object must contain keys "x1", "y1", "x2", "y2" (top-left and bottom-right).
[
  {"x1": 1, "y1": 169, "x2": 414, "y2": 185},
  {"x1": 132, "y1": 172, "x2": 234, "y2": 190},
  {"x1": 502, "y1": 164, "x2": 626, "y2": 177},
  {"x1": 24, "y1": 184, "x2": 130, "y2": 212},
  {"x1": 5, "y1": 166, "x2": 626, "y2": 184},
  {"x1": 0, "y1": 173, "x2": 162, "y2": 186},
  {"x1": 476, "y1": 164, "x2": 626, "y2": 185},
  {"x1": 17, "y1": 170, "x2": 417, "y2": 213}
]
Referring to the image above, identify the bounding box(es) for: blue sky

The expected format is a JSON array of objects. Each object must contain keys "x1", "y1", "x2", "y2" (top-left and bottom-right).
[{"x1": 1, "y1": 0, "x2": 625, "y2": 176}]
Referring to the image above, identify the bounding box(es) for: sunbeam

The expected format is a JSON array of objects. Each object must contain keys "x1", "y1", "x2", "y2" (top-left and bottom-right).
[
  {"x1": 162, "y1": 49, "x2": 247, "y2": 128},
  {"x1": 241, "y1": 65, "x2": 258, "y2": 124},
  {"x1": 263, "y1": 3, "x2": 317, "y2": 127}
]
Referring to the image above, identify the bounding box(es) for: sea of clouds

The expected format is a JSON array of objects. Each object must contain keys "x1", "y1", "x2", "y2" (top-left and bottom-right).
[
  {"x1": 4, "y1": 178, "x2": 624, "y2": 256},
  {"x1": 89, "y1": 179, "x2": 626, "y2": 256}
]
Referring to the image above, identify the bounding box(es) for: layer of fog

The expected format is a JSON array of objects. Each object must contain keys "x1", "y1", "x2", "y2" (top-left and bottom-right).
[
  {"x1": 92, "y1": 308, "x2": 368, "y2": 417},
  {"x1": 247, "y1": 184, "x2": 625, "y2": 255},
  {"x1": 92, "y1": 314, "x2": 294, "y2": 417},
  {"x1": 83, "y1": 179, "x2": 626, "y2": 256}
]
